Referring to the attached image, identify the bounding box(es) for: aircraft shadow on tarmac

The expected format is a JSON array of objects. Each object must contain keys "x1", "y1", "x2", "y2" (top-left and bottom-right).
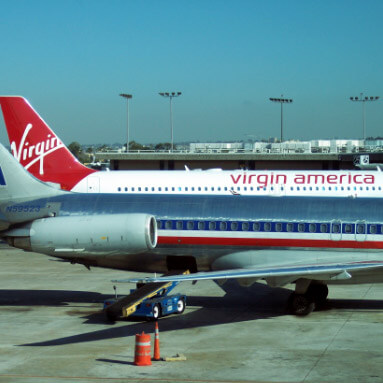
[
  {"x1": 1, "y1": 281, "x2": 383, "y2": 347},
  {"x1": 0, "y1": 289, "x2": 109, "y2": 307}
]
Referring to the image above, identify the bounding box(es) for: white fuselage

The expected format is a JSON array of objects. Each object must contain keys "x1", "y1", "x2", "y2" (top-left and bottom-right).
[{"x1": 72, "y1": 169, "x2": 381, "y2": 197}]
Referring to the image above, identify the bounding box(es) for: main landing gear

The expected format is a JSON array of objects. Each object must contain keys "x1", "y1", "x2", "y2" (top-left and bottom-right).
[{"x1": 288, "y1": 280, "x2": 329, "y2": 316}]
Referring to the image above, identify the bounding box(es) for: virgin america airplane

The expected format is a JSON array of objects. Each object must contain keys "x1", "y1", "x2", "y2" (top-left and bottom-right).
[{"x1": 0, "y1": 96, "x2": 381, "y2": 197}]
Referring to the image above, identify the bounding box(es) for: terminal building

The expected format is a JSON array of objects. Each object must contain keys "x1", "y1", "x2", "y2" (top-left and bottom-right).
[{"x1": 95, "y1": 139, "x2": 383, "y2": 171}]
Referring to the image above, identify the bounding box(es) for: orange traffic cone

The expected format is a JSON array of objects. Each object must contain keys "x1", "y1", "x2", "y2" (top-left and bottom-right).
[
  {"x1": 153, "y1": 321, "x2": 161, "y2": 361},
  {"x1": 134, "y1": 332, "x2": 152, "y2": 366}
]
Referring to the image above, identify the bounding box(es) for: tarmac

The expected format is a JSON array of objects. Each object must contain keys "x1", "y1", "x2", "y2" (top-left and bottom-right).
[{"x1": 1, "y1": 243, "x2": 383, "y2": 383}]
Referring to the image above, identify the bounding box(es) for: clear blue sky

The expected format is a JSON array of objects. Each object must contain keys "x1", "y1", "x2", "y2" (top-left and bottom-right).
[{"x1": 0, "y1": 0, "x2": 382, "y2": 145}]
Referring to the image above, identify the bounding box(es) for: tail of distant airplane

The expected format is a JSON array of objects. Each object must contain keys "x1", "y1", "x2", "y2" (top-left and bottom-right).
[{"x1": 0, "y1": 96, "x2": 96, "y2": 190}]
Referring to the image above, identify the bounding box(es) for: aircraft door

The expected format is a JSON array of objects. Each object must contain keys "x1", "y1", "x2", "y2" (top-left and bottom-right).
[
  {"x1": 330, "y1": 220, "x2": 342, "y2": 241},
  {"x1": 355, "y1": 221, "x2": 367, "y2": 242},
  {"x1": 87, "y1": 176, "x2": 100, "y2": 193}
]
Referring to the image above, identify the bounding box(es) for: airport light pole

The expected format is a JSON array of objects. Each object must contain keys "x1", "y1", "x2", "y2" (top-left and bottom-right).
[
  {"x1": 269, "y1": 96, "x2": 293, "y2": 145},
  {"x1": 119, "y1": 93, "x2": 133, "y2": 152},
  {"x1": 159, "y1": 92, "x2": 182, "y2": 151},
  {"x1": 350, "y1": 93, "x2": 380, "y2": 140}
]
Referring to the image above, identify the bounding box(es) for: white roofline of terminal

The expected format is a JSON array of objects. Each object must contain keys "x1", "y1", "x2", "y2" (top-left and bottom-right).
[{"x1": 100, "y1": 139, "x2": 383, "y2": 155}]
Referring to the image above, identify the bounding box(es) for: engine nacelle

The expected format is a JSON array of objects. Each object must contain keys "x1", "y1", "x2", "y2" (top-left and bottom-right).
[{"x1": 5, "y1": 213, "x2": 157, "y2": 257}]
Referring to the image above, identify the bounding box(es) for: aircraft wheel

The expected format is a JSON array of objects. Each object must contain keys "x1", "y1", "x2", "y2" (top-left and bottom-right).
[
  {"x1": 152, "y1": 304, "x2": 161, "y2": 320},
  {"x1": 308, "y1": 284, "x2": 329, "y2": 307},
  {"x1": 289, "y1": 292, "x2": 315, "y2": 316},
  {"x1": 176, "y1": 298, "x2": 185, "y2": 314}
]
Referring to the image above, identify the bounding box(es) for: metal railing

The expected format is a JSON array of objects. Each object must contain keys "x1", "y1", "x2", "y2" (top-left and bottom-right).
[{"x1": 95, "y1": 146, "x2": 382, "y2": 155}]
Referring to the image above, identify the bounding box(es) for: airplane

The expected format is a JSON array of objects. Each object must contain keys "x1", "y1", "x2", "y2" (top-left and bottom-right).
[
  {"x1": 1, "y1": 95, "x2": 382, "y2": 197},
  {"x1": 1, "y1": 141, "x2": 383, "y2": 316}
]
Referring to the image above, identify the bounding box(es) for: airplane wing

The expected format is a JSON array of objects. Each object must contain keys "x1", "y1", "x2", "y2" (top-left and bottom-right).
[{"x1": 113, "y1": 261, "x2": 383, "y2": 287}]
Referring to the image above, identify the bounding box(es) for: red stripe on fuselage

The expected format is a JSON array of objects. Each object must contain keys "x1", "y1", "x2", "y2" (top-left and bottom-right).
[{"x1": 157, "y1": 236, "x2": 383, "y2": 249}]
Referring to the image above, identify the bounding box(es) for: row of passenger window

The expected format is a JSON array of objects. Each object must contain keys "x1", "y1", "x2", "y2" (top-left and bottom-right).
[
  {"x1": 157, "y1": 219, "x2": 381, "y2": 235},
  {"x1": 117, "y1": 185, "x2": 382, "y2": 192}
]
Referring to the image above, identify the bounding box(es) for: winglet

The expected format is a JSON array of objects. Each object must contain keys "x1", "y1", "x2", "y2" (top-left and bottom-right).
[{"x1": 330, "y1": 270, "x2": 352, "y2": 280}]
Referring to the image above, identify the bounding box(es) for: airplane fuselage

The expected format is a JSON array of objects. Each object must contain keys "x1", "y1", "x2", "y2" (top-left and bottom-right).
[
  {"x1": 72, "y1": 169, "x2": 382, "y2": 198},
  {"x1": 3, "y1": 193, "x2": 383, "y2": 284}
]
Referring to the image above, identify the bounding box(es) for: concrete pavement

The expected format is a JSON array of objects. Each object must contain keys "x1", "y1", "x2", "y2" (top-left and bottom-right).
[{"x1": 1, "y1": 244, "x2": 383, "y2": 383}]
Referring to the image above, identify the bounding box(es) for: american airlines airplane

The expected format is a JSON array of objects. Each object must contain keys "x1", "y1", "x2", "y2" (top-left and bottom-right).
[
  {"x1": 0, "y1": 96, "x2": 381, "y2": 197},
  {"x1": 1, "y1": 142, "x2": 383, "y2": 316}
]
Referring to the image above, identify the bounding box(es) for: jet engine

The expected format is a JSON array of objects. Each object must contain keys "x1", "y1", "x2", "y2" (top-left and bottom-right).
[{"x1": 4, "y1": 213, "x2": 157, "y2": 257}]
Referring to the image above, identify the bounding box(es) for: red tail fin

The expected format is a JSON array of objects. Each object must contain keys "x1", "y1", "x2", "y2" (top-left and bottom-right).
[{"x1": 0, "y1": 96, "x2": 96, "y2": 190}]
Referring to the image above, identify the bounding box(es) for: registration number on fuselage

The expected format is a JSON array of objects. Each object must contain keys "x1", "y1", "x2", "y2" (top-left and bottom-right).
[{"x1": 6, "y1": 205, "x2": 41, "y2": 213}]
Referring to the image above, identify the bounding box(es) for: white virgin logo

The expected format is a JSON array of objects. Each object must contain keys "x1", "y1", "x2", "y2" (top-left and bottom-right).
[{"x1": 10, "y1": 123, "x2": 65, "y2": 175}]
